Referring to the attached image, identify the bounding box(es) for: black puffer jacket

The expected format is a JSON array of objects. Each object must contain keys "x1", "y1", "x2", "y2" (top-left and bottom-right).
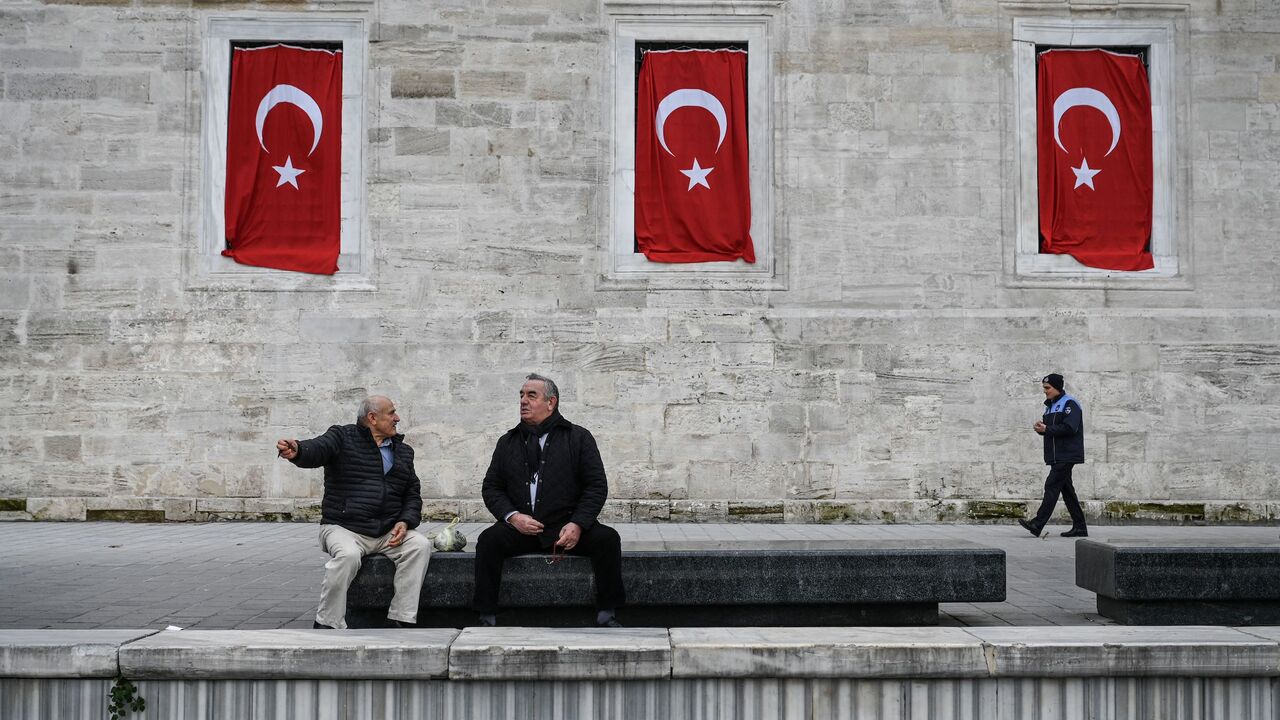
[
  {"x1": 291, "y1": 423, "x2": 422, "y2": 537},
  {"x1": 481, "y1": 416, "x2": 608, "y2": 548}
]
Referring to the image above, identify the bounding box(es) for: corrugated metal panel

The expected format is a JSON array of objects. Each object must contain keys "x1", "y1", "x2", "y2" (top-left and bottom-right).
[
  {"x1": 1, "y1": 677, "x2": 1276, "y2": 719},
  {"x1": 0, "y1": 679, "x2": 111, "y2": 719}
]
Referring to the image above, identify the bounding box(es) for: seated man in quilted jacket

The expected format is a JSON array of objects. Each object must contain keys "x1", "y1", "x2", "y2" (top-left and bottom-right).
[{"x1": 277, "y1": 396, "x2": 430, "y2": 629}]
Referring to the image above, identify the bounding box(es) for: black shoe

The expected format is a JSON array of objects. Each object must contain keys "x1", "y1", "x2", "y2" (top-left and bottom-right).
[
  {"x1": 477, "y1": 614, "x2": 497, "y2": 627},
  {"x1": 1060, "y1": 528, "x2": 1089, "y2": 538},
  {"x1": 596, "y1": 617, "x2": 624, "y2": 628},
  {"x1": 388, "y1": 619, "x2": 413, "y2": 628},
  {"x1": 313, "y1": 621, "x2": 335, "y2": 630},
  {"x1": 1017, "y1": 519, "x2": 1042, "y2": 538}
]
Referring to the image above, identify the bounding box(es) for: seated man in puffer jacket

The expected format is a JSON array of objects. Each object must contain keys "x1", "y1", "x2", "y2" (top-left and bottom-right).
[{"x1": 277, "y1": 395, "x2": 430, "y2": 629}]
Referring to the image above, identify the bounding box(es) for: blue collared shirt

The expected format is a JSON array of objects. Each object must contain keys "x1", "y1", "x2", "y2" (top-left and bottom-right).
[{"x1": 378, "y1": 438, "x2": 393, "y2": 475}]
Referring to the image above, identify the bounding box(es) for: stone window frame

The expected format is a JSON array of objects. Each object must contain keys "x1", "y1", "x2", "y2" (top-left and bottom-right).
[
  {"x1": 602, "y1": 1, "x2": 785, "y2": 290},
  {"x1": 1007, "y1": 17, "x2": 1188, "y2": 288},
  {"x1": 191, "y1": 14, "x2": 371, "y2": 291}
]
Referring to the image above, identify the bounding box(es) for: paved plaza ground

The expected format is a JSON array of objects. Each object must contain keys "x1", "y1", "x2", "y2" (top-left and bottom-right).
[{"x1": 0, "y1": 522, "x2": 1276, "y2": 630}]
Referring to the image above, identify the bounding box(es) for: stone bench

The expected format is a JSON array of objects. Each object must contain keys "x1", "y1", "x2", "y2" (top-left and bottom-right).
[
  {"x1": 1075, "y1": 539, "x2": 1280, "y2": 625},
  {"x1": 346, "y1": 539, "x2": 1006, "y2": 627}
]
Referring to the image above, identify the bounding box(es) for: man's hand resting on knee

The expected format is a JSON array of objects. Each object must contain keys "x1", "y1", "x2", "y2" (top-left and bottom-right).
[{"x1": 387, "y1": 521, "x2": 408, "y2": 548}]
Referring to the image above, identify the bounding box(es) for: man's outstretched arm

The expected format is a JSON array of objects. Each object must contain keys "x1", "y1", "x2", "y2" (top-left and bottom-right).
[{"x1": 277, "y1": 426, "x2": 343, "y2": 468}]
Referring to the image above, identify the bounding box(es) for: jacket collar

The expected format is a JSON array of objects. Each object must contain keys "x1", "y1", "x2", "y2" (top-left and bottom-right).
[
  {"x1": 509, "y1": 414, "x2": 572, "y2": 437},
  {"x1": 1046, "y1": 394, "x2": 1075, "y2": 412}
]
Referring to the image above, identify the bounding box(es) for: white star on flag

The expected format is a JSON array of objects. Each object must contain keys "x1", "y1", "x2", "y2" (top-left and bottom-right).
[
  {"x1": 680, "y1": 158, "x2": 714, "y2": 191},
  {"x1": 1071, "y1": 157, "x2": 1100, "y2": 190},
  {"x1": 273, "y1": 156, "x2": 305, "y2": 189}
]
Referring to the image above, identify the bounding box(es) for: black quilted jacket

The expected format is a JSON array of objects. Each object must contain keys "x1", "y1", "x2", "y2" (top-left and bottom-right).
[
  {"x1": 291, "y1": 423, "x2": 422, "y2": 537},
  {"x1": 481, "y1": 417, "x2": 608, "y2": 547}
]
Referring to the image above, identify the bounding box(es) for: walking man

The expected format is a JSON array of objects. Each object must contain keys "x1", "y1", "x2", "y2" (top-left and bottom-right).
[
  {"x1": 277, "y1": 395, "x2": 430, "y2": 628},
  {"x1": 1019, "y1": 373, "x2": 1089, "y2": 538}
]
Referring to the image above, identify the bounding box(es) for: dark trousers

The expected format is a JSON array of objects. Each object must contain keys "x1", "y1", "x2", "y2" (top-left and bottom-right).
[
  {"x1": 1031, "y1": 462, "x2": 1087, "y2": 531},
  {"x1": 472, "y1": 521, "x2": 626, "y2": 615}
]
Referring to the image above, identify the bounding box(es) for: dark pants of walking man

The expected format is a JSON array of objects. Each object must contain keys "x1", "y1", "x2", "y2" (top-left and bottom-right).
[{"x1": 1030, "y1": 462, "x2": 1086, "y2": 532}]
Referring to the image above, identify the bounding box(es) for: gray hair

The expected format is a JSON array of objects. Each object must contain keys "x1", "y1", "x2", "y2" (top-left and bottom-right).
[
  {"x1": 525, "y1": 373, "x2": 559, "y2": 401},
  {"x1": 356, "y1": 395, "x2": 387, "y2": 426}
]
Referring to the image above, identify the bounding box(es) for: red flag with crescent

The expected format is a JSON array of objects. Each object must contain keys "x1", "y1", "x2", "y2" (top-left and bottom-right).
[
  {"x1": 636, "y1": 49, "x2": 753, "y2": 263},
  {"x1": 1037, "y1": 49, "x2": 1153, "y2": 271},
  {"x1": 224, "y1": 45, "x2": 342, "y2": 274}
]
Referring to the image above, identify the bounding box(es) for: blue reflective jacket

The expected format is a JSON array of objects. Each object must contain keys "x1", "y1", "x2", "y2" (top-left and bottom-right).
[{"x1": 1041, "y1": 393, "x2": 1084, "y2": 465}]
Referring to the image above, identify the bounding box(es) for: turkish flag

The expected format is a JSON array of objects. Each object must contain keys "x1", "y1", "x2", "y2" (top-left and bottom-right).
[
  {"x1": 1038, "y1": 49, "x2": 1153, "y2": 271},
  {"x1": 224, "y1": 45, "x2": 342, "y2": 274},
  {"x1": 636, "y1": 50, "x2": 754, "y2": 263}
]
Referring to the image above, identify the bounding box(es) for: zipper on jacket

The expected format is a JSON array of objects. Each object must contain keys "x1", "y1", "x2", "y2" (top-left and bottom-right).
[
  {"x1": 1046, "y1": 405, "x2": 1057, "y2": 463},
  {"x1": 377, "y1": 442, "x2": 389, "y2": 516}
]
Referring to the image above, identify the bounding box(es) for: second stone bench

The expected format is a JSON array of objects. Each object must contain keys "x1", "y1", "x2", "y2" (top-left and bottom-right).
[{"x1": 1075, "y1": 538, "x2": 1280, "y2": 625}]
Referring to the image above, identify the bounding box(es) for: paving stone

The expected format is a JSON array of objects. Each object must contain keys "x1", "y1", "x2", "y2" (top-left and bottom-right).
[
  {"x1": 119, "y1": 628, "x2": 457, "y2": 679},
  {"x1": 670, "y1": 627, "x2": 987, "y2": 678},
  {"x1": 448, "y1": 627, "x2": 671, "y2": 680},
  {"x1": 0, "y1": 629, "x2": 158, "y2": 677},
  {"x1": 968, "y1": 626, "x2": 1280, "y2": 677}
]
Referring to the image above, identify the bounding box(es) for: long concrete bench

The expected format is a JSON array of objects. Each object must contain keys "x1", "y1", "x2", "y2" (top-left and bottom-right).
[
  {"x1": 1076, "y1": 539, "x2": 1280, "y2": 625},
  {"x1": 345, "y1": 539, "x2": 1006, "y2": 627},
  {"x1": 7, "y1": 627, "x2": 1280, "y2": 720}
]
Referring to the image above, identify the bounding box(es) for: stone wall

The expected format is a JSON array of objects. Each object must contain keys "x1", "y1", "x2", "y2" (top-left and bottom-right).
[{"x1": 1, "y1": 0, "x2": 1278, "y2": 523}]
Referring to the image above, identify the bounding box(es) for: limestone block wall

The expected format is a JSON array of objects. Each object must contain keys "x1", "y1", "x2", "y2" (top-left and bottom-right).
[{"x1": 0, "y1": 0, "x2": 1277, "y2": 523}]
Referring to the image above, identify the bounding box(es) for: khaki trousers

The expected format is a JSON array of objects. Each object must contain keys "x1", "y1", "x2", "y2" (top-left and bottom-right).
[{"x1": 317, "y1": 524, "x2": 431, "y2": 629}]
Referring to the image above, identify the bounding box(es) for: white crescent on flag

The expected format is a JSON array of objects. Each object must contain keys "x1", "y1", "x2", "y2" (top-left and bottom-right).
[
  {"x1": 255, "y1": 84, "x2": 325, "y2": 156},
  {"x1": 1052, "y1": 87, "x2": 1121, "y2": 157},
  {"x1": 654, "y1": 88, "x2": 728, "y2": 157}
]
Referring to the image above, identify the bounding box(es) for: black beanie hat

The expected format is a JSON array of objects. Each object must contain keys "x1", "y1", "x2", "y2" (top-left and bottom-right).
[{"x1": 1042, "y1": 373, "x2": 1064, "y2": 391}]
